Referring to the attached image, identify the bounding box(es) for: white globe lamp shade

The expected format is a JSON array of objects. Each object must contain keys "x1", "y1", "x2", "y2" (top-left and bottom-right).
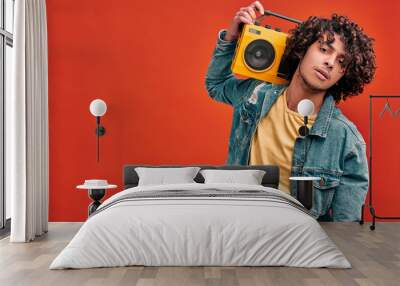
[
  {"x1": 90, "y1": 99, "x2": 107, "y2": 117},
  {"x1": 297, "y1": 99, "x2": 314, "y2": 117}
]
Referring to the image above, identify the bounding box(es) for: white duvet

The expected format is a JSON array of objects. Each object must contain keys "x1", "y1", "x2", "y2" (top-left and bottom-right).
[{"x1": 50, "y1": 183, "x2": 351, "y2": 269}]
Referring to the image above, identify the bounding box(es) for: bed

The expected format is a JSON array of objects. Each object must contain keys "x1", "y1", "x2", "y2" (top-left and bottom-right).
[{"x1": 49, "y1": 165, "x2": 351, "y2": 269}]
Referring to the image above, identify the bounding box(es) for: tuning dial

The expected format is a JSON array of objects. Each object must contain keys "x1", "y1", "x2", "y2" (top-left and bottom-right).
[
  {"x1": 275, "y1": 27, "x2": 282, "y2": 32},
  {"x1": 264, "y1": 25, "x2": 272, "y2": 29}
]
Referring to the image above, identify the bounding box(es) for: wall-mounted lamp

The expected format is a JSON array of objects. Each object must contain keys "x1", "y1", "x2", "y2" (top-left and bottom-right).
[
  {"x1": 89, "y1": 99, "x2": 107, "y2": 162},
  {"x1": 297, "y1": 99, "x2": 314, "y2": 137}
]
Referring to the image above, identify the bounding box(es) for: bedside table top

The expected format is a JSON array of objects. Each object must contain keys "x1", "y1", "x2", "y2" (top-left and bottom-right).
[
  {"x1": 77, "y1": 184, "x2": 117, "y2": 189},
  {"x1": 77, "y1": 179, "x2": 117, "y2": 190}
]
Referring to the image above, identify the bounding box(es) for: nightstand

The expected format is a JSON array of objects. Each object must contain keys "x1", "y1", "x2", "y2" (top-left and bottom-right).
[{"x1": 77, "y1": 180, "x2": 117, "y2": 216}]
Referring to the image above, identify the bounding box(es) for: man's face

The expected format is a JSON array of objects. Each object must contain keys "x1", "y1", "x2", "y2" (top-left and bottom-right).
[{"x1": 296, "y1": 33, "x2": 347, "y2": 92}]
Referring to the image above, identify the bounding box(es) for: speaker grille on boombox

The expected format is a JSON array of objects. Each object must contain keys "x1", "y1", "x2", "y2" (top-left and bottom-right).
[{"x1": 244, "y1": 39, "x2": 275, "y2": 71}]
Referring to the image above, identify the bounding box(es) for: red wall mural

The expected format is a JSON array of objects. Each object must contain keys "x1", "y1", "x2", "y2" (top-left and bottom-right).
[{"x1": 46, "y1": 0, "x2": 400, "y2": 221}]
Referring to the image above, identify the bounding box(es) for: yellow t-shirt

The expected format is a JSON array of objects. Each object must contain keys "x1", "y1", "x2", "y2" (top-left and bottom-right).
[{"x1": 249, "y1": 89, "x2": 316, "y2": 194}]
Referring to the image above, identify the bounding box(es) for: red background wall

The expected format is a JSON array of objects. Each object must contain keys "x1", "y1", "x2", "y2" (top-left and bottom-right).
[{"x1": 46, "y1": 0, "x2": 400, "y2": 221}]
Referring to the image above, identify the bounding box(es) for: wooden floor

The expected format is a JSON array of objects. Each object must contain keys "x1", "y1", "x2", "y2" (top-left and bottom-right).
[{"x1": 0, "y1": 222, "x2": 399, "y2": 286}]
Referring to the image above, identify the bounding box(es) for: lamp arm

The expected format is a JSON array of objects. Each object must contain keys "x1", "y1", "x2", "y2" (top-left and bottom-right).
[{"x1": 97, "y1": 116, "x2": 100, "y2": 162}]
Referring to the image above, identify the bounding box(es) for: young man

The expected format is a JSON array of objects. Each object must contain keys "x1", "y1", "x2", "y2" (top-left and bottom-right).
[{"x1": 205, "y1": 1, "x2": 376, "y2": 221}]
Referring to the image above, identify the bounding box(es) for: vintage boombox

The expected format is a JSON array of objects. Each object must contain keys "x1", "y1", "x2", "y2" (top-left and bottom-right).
[{"x1": 231, "y1": 10, "x2": 302, "y2": 84}]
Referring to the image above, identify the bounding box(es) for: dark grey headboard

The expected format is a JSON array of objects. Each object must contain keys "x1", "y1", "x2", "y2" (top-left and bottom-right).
[{"x1": 123, "y1": 165, "x2": 280, "y2": 189}]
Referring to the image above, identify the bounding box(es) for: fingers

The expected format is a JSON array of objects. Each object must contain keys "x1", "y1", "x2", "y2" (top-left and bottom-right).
[
  {"x1": 237, "y1": 9, "x2": 254, "y2": 24},
  {"x1": 233, "y1": 1, "x2": 265, "y2": 26},
  {"x1": 237, "y1": 2, "x2": 265, "y2": 25},
  {"x1": 234, "y1": 14, "x2": 252, "y2": 25},
  {"x1": 252, "y1": 1, "x2": 265, "y2": 15},
  {"x1": 243, "y1": 6, "x2": 256, "y2": 19}
]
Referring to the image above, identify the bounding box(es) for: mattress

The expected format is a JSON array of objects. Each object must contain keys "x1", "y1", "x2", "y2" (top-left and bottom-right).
[{"x1": 50, "y1": 183, "x2": 351, "y2": 269}]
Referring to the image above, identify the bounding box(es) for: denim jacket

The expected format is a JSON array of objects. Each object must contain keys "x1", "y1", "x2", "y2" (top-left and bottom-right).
[{"x1": 205, "y1": 30, "x2": 369, "y2": 221}]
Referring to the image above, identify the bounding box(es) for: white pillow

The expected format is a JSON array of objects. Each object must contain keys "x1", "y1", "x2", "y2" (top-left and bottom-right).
[
  {"x1": 200, "y1": 169, "x2": 266, "y2": 185},
  {"x1": 135, "y1": 167, "x2": 200, "y2": 186}
]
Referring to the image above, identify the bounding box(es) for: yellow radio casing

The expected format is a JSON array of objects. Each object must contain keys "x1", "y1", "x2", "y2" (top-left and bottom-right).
[{"x1": 231, "y1": 24, "x2": 289, "y2": 84}]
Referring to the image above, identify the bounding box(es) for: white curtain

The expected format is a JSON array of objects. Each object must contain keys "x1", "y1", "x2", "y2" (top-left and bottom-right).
[{"x1": 8, "y1": 0, "x2": 49, "y2": 242}]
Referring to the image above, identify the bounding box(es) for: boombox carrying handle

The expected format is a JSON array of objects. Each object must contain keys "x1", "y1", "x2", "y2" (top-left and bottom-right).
[{"x1": 255, "y1": 10, "x2": 302, "y2": 26}]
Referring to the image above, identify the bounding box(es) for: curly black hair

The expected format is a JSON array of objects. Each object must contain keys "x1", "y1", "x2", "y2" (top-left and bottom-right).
[{"x1": 283, "y1": 14, "x2": 376, "y2": 103}]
